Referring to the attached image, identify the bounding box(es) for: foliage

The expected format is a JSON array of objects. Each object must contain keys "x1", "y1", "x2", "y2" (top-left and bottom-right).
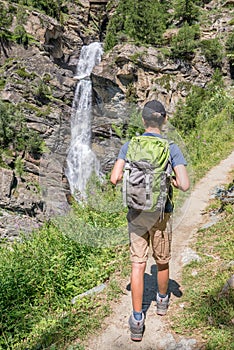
[
  {"x1": 173, "y1": 0, "x2": 201, "y2": 24},
  {"x1": 13, "y1": 24, "x2": 29, "y2": 45},
  {"x1": 15, "y1": 66, "x2": 36, "y2": 79},
  {"x1": 8, "y1": 0, "x2": 68, "y2": 21},
  {"x1": 0, "y1": 99, "x2": 44, "y2": 157},
  {"x1": 171, "y1": 203, "x2": 234, "y2": 349},
  {"x1": 200, "y1": 38, "x2": 224, "y2": 67},
  {"x1": 125, "y1": 83, "x2": 138, "y2": 103},
  {"x1": 14, "y1": 156, "x2": 25, "y2": 177},
  {"x1": 104, "y1": 0, "x2": 169, "y2": 51},
  {"x1": 226, "y1": 32, "x2": 234, "y2": 64},
  {"x1": 171, "y1": 71, "x2": 234, "y2": 178},
  {"x1": 226, "y1": 32, "x2": 234, "y2": 53},
  {"x1": 172, "y1": 86, "x2": 204, "y2": 132},
  {"x1": 0, "y1": 200, "x2": 129, "y2": 349},
  {"x1": 0, "y1": 2, "x2": 13, "y2": 55},
  {"x1": 170, "y1": 23, "x2": 200, "y2": 59},
  {"x1": 33, "y1": 79, "x2": 52, "y2": 104},
  {"x1": 0, "y1": 78, "x2": 6, "y2": 90},
  {"x1": 171, "y1": 70, "x2": 223, "y2": 134}
]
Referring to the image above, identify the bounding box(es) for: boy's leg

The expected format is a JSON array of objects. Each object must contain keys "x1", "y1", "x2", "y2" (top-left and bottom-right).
[
  {"x1": 157, "y1": 262, "x2": 169, "y2": 295},
  {"x1": 128, "y1": 242, "x2": 147, "y2": 341},
  {"x1": 131, "y1": 262, "x2": 146, "y2": 312},
  {"x1": 128, "y1": 217, "x2": 149, "y2": 341},
  {"x1": 150, "y1": 213, "x2": 172, "y2": 315}
]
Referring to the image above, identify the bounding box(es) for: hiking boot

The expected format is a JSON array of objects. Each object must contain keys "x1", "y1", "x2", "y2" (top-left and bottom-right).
[
  {"x1": 156, "y1": 293, "x2": 169, "y2": 316},
  {"x1": 128, "y1": 312, "x2": 145, "y2": 341}
]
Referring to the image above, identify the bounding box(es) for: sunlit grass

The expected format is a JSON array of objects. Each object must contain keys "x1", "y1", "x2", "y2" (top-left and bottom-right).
[{"x1": 171, "y1": 202, "x2": 234, "y2": 349}]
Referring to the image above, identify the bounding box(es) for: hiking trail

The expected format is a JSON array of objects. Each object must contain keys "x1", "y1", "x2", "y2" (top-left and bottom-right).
[{"x1": 84, "y1": 150, "x2": 234, "y2": 350}]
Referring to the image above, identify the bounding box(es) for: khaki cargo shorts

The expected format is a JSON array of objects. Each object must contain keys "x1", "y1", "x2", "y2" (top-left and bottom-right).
[{"x1": 127, "y1": 209, "x2": 172, "y2": 265}]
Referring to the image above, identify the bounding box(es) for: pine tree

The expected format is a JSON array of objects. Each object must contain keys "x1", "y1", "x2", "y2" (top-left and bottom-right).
[
  {"x1": 173, "y1": 0, "x2": 200, "y2": 24},
  {"x1": 0, "y1": 3, "x2": 13, "y2": 56},
  {"x1": 104, "y1": 0, "x2": 168, "y2": 51}
]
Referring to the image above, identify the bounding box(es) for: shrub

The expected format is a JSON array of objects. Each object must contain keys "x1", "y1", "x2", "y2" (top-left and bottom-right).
[
  {"x1": 170, "y1": 23, "x2": 200, "y2": 59},
  {"x1": 13, "y1": 24, "x2": 29, "y2": 45},
  {"x1": 226, "y1": 32, "x2": 234, "y2": 69},
  {"x1": 34, "y1": 79, "x2": 52, "y2": 104},
  {"x1": 8, "y1": 0, "x2": 68, "y2": 21},
  {"x1": 171, "y1": 71, "x2": 234, "y2": 178},
  {"x1": 0, "y1": 3, "x2": 14, "y2": 53},
  {"x1": 226, "y1": 32, "x2": 234, "y2": 54},
  {"x1": 0, "y1": 99, "x2": 44, "y2": 157},
  {"x1": 200, "y1": 38, "x2": 223, "y2": 67},
  {"x1": 171, "y1": 70, "x2": 224, "y2": 134},
  {"x1": 173, "y1": 0, "x2": 201, "y2": 24}
]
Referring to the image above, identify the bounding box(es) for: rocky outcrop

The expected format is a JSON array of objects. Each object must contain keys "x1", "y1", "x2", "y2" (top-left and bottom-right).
[
  {"x1": 92, "y1": 41, "x2": 231, "y2": 115},
  {"x1": 0, "y1": 1, "x2": 109, "y2": 239}
]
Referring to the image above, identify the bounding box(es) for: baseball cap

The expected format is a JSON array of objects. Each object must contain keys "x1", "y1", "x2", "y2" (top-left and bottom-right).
[{"x1": 142, "y1": 100, "x2": 166, "y2": 119}]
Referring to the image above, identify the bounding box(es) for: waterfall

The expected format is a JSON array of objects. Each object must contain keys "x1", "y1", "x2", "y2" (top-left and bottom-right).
[{"x1": 65, "y1": 42, "x2": 103, "y2": 200}]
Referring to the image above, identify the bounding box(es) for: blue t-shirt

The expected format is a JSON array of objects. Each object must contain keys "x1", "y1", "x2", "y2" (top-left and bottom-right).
[{"x1": 117, "y1": 132, "x2": 187, "y2": 168}]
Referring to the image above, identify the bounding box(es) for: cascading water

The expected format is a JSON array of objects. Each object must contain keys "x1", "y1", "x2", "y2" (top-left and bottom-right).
[{"x1": 65, "y1": 42, "x2": 103, "y2": 200}]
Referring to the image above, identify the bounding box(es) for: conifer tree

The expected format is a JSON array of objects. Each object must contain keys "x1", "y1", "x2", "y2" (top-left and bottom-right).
[
  {"x1": 105, "y1": 0, "x2": 168, "y2": 51},
  {"x1": 0, "y1": 3, "x2": 13, "y2": 56},
  {"x1": 173, "y1": 0, "x2": 200, "y2": 24}
]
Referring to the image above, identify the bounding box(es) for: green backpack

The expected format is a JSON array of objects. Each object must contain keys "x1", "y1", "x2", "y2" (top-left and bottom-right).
[{"x1": 122, "y1": 135, "x2": 172, "y2": 213}]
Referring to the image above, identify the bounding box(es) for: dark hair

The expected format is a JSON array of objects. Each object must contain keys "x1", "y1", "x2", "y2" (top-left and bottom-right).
[{"x1": 142, "y1": 100, "x2": 166, "y2": 128}]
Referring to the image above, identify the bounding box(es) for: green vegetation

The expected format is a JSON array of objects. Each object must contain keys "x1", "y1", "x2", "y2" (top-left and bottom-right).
[
  {"x1": 173, "y1": 0, "x2": 201, "y2": 24},
  {"x1": 0, "y1": 220, "x2": 129, "y2": 349},
  {"x1": 104, "y1": 0, "x2": 170, "y2": 51},
  {"x1": 171, "y1": 71, "x2": 234, "y2": 179},
  {"x1": 0, "y1": 1, "x2": 36, "y2": 48},
  {"x1": 104, "y1": 0, "x2": 206, "y2": 52},
  {"x1": 8, "y1": 0, "x2": 68, "y2": 21},
  {"x1": 0, "y1": 99, "x2": 44, "y2": 158},
  {"x1": 170, "y1": 23, "x2": 200, "y2": 59},
  {"x1": 226, "y1": 32, "x2": 234, "y2": 65},
  {"x1": 15, "y1": 67, "x2": 36, "y2": 79},
  {"x1": 200, "y1": 38, "x2": 224, "y2": 67},
  {"x1": 34, "y1": 79, "x2": 53, "y2": 104},
  {"x1": 0, "y1": 2, "x2": 13, "y2": 55},
  {"x1": 171, "y1": 192, "x2": 234, "y2": 349}
]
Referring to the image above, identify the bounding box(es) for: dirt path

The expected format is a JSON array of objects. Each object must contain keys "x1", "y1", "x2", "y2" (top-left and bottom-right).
[{"x1": 85, "y1": 150, "x2": 234, "y2": 350}]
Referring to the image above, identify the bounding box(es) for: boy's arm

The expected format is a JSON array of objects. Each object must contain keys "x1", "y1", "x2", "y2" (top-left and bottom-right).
[
  {"x1": 172, "y1": 164, "x2": 190, "y2": 192},
  {"x1": 110, "y1": 159, "x2": 125, "y2": 185}
]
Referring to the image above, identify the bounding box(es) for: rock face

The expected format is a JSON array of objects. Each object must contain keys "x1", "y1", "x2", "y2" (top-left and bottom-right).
[
  {"x1": 0, "y1": 1, "x2": 233, "y2": 239},
  {"x1": 0, "y1": 1, "x2": 109, "y2": 239}
]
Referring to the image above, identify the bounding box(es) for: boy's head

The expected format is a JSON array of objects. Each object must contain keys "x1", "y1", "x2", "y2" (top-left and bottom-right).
[{"x1": 142, "y1": 100, "x2": 167, "y2": 128}]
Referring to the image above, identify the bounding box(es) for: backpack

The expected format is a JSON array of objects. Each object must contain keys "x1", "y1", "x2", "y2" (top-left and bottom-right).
[{"x1": 122, "y1": 135, "x2": 172, "y2": 214}]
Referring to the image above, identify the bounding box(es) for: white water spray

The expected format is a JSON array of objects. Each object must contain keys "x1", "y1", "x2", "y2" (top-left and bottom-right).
[{"x1": 65, "y1": 42, "x2": 103, "y2": 199}]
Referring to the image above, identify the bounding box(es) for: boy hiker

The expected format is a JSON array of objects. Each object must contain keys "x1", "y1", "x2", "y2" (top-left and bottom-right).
[{"x1": 110, "y1": 100, "x2": 190, "y2": 341}]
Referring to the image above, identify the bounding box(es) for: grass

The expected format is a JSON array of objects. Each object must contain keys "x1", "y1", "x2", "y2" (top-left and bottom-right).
[
  {"x1": 171, "y1": 193, "x2": 234, "y2": 349},
  {"x1": 0, "y1": 216, "x2": 130, "y2": 349}
]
